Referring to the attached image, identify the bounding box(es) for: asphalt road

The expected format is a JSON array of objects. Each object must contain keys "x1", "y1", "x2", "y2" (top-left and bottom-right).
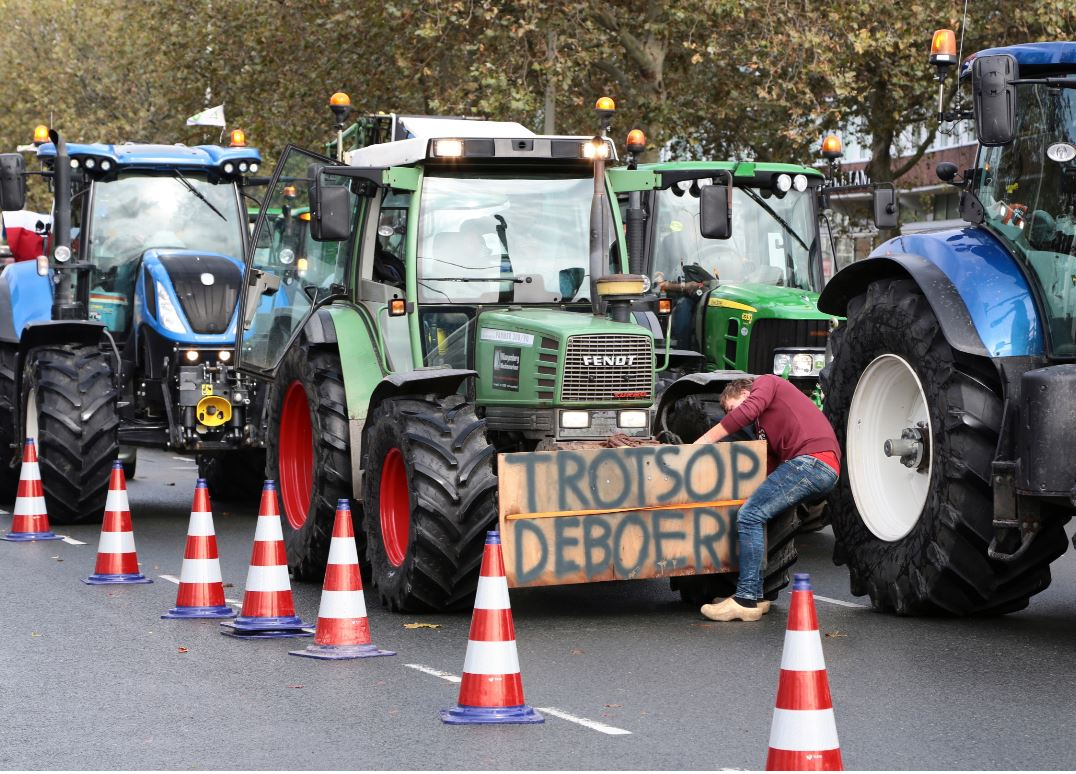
[{"x1": 3, "y1": 448, "x2": 1076, "y2": 770}]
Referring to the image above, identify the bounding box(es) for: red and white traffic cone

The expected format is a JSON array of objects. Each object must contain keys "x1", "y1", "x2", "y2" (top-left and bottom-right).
[
  {"x1": 162, "y1": 478, "x2": 236, "y2": 619},
  {"x1": 2, "y1": 438, "x2": 60, "y2": 542},
  {"x1": 440, "y1": 530, "x2": 542, "y2": 725},
  {"x1": 766, "y1": 573, "x2": 843, "y2": 771},
  {"x1": 83, "y1": 460, "x2": 151, "y2": 584},
  {"x1": 221, "y1": 480, "x2": 311, "y2": 638},
  {"x1": 290, "y1": 499, "x2": 393, "y2": 659}
]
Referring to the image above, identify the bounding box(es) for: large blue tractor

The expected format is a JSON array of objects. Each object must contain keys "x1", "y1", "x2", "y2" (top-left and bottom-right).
[
  {"x1": 0, "y1": 131, "x2": 265, "y2": 522},
  {"x1": 819, "y1": 40, "x2": 1076, "y2": 614}
]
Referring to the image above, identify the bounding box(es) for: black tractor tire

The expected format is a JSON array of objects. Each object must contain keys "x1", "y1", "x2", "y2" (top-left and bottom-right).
[
  {"x1": 267, "y1": 345, "x2": 357, "y2": 581},
  {"x1": 661, "y1": 389, "x2": 798, "y2": 606},
  {"x1": 197, "y1": 450, "x2": 267, "y2": 502},
  {"x1": 821, "y1": 278, "x2": 1069, "y2": 615},
  {"x1": 362, "y1": 394, "x2": 498, "y2": 612},
  {"x1": 0, "y1": 344, "x2": 19, "y2": 501},
  {"x1": 23, "y1": 344, "x2": 120, "y2": 524}
]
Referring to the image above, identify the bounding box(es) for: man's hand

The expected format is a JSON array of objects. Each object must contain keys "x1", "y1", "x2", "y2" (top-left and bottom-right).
[{"x1": 693, "y1": 423, "x2": 730, "y2": 445}]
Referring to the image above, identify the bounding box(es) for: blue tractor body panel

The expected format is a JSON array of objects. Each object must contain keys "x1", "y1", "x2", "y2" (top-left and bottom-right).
[
  {"x1": 0, "y1": 261, "x2": 53, "y2": 343},
  {"x1": 872, "y1": 227, "x2": 1044, "y2": 358},
  {"x1": 134, "y1": 249, "x2": 242, "y2": 345},
  {"x1": 961, "y1": 41, "x2": 1076, "y2": 76},
  {"x1": 35, "y1": 142, "x2": 261, "y2": 169}
]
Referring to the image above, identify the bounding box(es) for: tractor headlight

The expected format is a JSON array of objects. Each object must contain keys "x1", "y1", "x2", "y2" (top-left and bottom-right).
[
  {"x1": 218, "y1": 350, "x2": 232, "y2": 363},
  {"x1": 791, "y1": 353, "x2": 815, "y2": 376},
  {"x1": 618, "y1": 410, "x2": 649, "y2": 429},
  {"x1": 773, "y1": 353, "x2": 792, "y2": 375},
  {"x1": 773, "y1": 350, "x2": 826, "y2": 377},
  {"x1": 793, "y1": 174, "x2": 808, "y2": 192},
  {"x1": 84, "y1": 157, "x2": 96, "y2": 170},
  {"x1": 223, "y1": 162, "x2": 235, "y2": 174},
  {"x1": 560, "y1": 410, "x2": 591, "y2": 429},
  {"x1": 100, "y1": 159, "x2": 112, "y2": 172},
  {"x1": 775, "y1": 174, "x2": 792, "y2": 193},
  {"x1": 53, "y1": 245, "x2": 71, "y2": 263},
  {"x1": 155, "y1": 281, "x2": 187, "y2": 333},
  {"x1": 238, "y1": 161, "x2": 249, "y2": 173},
  {"x1": 184, "y1": 349, "x2": 200, "y2": 363},
  {"x1": 249, "y1": 162, "x2": 259, "y2": 173}
]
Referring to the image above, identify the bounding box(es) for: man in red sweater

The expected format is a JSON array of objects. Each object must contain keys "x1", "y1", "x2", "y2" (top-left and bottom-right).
[{"x1": 693, "y1": 375, "x2": 840, "y2": 622}]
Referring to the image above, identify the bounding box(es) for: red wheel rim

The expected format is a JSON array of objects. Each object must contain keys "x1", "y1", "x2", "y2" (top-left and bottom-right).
[
  {"x1": 279, "y1": 381, "x2": 314, "y2": 530},
  {"x1": 379, "y1": 448, "x2": 410, "y2": 566}
]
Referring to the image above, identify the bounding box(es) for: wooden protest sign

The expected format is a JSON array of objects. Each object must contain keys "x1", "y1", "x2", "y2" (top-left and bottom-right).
[{"x1": 497, "y1": 440, "x2": 766, "y2": 588}]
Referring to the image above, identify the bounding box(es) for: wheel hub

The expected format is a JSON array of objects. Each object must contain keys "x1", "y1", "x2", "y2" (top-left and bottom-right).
[
  {"x1": 883, "y1": 422, "x2": 930, "y2": 471},
  {"x1": 278, "y1": 381, "x2": 314, "y2": 530}
]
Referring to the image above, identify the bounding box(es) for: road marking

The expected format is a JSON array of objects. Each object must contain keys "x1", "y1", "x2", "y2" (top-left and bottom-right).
[
  {"x1": 405, "y1": 663, "x2": 461, "y2": 683},
  {"x1": 172, "y1": 456, "x2": 191, "y2": 463},
  {"x1": 60, "y1": 536, "x2": 87, "y2": 545},
  {"x1": 159, "y1": 574, "x2": 181, "y2": 584},
  {"x1": 814, "y1": 595, "x2": 867, "y2": 609},
  {"x1": 533, "y1": 706, "x2": 632, "y2": 736},
  {"x1": 405, "y1": 663, "x2": 632, "y2": 735}
]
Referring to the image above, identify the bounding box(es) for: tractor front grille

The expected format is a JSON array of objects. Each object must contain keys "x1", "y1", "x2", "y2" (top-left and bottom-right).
[
  {"x1": 562, "y1": 334, "x2": 653, "y2": 402},
  {"x1": 747, "y1": 318, "x2": 830, "y2": 375},
  {"x1": 158, "y1": 253, "x2": 241, "y2": 335}
]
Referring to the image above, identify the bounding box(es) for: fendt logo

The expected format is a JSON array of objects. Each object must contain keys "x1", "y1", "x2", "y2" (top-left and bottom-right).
[{"x1": 582, "y1": 355, "x2": 636, "y2": 367}]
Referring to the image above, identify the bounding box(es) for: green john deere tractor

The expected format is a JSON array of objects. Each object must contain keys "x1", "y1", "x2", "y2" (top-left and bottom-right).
[{"x1": 237, "y1": 99, "x2": 801, "y2": 611}]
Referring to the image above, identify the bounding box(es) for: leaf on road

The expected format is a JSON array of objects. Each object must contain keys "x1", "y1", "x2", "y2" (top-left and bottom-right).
[
  {"x1": 30, "y1": 632, "x2": 41, "y2": 637},
  {"x1": 569, "y1": 647, "x2": 585, "y2": 655},
  {"x1": 604, "y1": 703, "x2": 623, "y2": 708},
  {"x1": 287, "y1": 684, "x2": 304, "y2": 689},
  {"x1": 222, "y1": 583, "x2": 234, "y2": 588},
  {"x1": 50, "y1": 555, "x2": 63, "y2": 562},
  {"x1": 403, "y1": 622, "x2": 441, "y2": 629},
  {"x1": 825, "y1": 630, "x2": 847, "y2": 638},
  {"x1": 177, "y1": 647, "x2": 189, "y2": 653}
]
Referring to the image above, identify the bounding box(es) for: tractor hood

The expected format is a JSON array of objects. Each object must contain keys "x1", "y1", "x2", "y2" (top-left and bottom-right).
[
  {"x1": 140, "y1": 249, "x2": 244, "y2": 341},
  {"x1": 706, "y1": 283, "x2": 831, "y2": 321},
  {"x1": 473, "y1": 308, "x2": 655, "y2": 408}
]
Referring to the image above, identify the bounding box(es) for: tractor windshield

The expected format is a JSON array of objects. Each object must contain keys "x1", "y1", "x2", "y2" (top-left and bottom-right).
[
  {"x1": 417, "y1": 173, "x2": 601, "y2": 304},
  {"x1": 650, "y1": 185, "x2": 819, "y2": 292},
  {"x1": 974, "y1": 83, "x2": 1076, "y2": 356},
  {"x1": 87, "y1": 172, "x2": 245, "y2": 301}
]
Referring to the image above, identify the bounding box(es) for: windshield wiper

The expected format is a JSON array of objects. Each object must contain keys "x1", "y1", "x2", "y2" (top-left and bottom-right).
[
  {"x1": 172, "y1": 169, "x2": 227, "y2": 222},
  {"x1": 740, "y1": 187, "x2": 812, "y2": 254}
]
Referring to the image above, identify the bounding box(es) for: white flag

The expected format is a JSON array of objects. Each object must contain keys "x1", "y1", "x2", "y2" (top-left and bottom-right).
[{"x1": 186, "y1": 105, "x2": 226, "y2": 127}]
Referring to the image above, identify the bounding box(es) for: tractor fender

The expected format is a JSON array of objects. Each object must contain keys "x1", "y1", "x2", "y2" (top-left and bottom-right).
[
  {"x1": 818, "y1": 253, "x2": 991, "y2": 358},
  {"x1": 298, "y1": 307, "x2": 339, "y2": 347},
  {"x1": 654, "y1": 369, "x2": 752, "y2": 433},
  {"x1": 367, "y1": 369, "x2": 477, "y2": 417},
  {"x1": 0, "y1": 261, "x2": 53, "y2": 344}
]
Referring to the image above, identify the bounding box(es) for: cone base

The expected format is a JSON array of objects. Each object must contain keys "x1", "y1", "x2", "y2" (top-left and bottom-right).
[
  {"x1": 82, "y1": 573, "x2": 153, "y2": 585},
  {"x1": 226, "y1": 615, "x2": 311, "y2": 630},
  {"x1": 162, "y1": 605, "x2": 237, "y2": 619},
  {"x1": 2, "y1": 531, "x2": 62, "y2": 542},
  {"x1": 440, "y1": 704, "x2": 545, "y2": 725},
  {"x1": 289, "y1": 643, "x2": 396, "y2": 660},
  {"x1": 220, "y1": 617, "x2": 314, "y2": 639}
]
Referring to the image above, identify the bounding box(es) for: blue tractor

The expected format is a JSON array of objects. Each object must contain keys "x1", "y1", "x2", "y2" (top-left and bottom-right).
[
  {"x1": 0, "y1": 130, "x2": 265, "y2": 522},
  {"x1": 819, "y1": 39, "x2": 1076, "y2": 614}
]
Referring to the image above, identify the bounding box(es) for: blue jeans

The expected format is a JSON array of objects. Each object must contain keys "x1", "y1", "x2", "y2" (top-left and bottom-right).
[{"x1": 735, "y1": 455, "x2": 838, "y2": 600}]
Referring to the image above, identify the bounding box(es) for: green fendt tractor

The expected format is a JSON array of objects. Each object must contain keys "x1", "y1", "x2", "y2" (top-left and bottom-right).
[{"x1": 237, "y1": 97, "x2": 800, "y2": 611}]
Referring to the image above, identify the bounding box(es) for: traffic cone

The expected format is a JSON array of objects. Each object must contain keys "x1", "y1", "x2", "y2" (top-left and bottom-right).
[
  {"x1": 161, "y1": 478, "x2": 236, "y2": 619},
  {"x1": 2, "y1": 438, "x2": 61, "y2": 542},
  {"x1": 440, "y1": 530, "x2": 543, "y2": 725},
  {"x1": 290, "y1": 499, "x2": 393, "y2": 659},
  {"x1": 82, "y1": 461, "x2": 151, "y2": 584},
  {"x1": 221, "y1": 480, "x2": 311, "y2": 639},
  {"x1": 766, "y1": 573, "x2": 843, "y2": 771}
]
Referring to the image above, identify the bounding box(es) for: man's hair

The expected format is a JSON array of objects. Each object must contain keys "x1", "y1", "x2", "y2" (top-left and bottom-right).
[{"x1": 720, "y1": 377, "x2": 755, "y2": 409}]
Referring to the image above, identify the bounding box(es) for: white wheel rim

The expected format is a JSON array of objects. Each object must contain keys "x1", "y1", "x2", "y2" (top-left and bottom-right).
[
  {"x1": 846, "y1": 354, "x2": 933, "y2": 541},
  {"x1": 25, "y1": 389, "x2": 39, "y2": 443}
]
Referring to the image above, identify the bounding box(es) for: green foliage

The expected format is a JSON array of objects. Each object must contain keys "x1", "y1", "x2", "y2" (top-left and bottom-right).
[{"x1": 0, "y1": 0, "x2": 1072, "y2": 178}]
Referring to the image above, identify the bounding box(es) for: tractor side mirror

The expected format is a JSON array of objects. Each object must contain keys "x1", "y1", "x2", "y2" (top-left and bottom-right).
[
  {"x1": 0, "y1": 153, "x2": 26, "y2": 211},
  {"x1": 973, "y1": 54, "x2": 1018, "y2": 147},
  {"x1": 935, "y1": 162, "x2": 959, "y2": 183},
  {"x1": 308, "y1": 164, "x2": 351, "y2": 242},
  {"x1": 699, "y1": 181, "x2": 732, "y2": 240},
  {"x1": 873, "y1": 186, "x2": 899, "y2": 229}
]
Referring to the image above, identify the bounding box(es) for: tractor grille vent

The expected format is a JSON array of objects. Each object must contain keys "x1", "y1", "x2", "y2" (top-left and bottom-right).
[
  {"x1": 158, "y1": 253, "x2": 241, "y2": 335},
  {"x1": 562, "y1": 334, "x2": 653, "y2": 402},
  {"x1": 747, "y1": 318, "x2": 830, "y2": 375}
]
